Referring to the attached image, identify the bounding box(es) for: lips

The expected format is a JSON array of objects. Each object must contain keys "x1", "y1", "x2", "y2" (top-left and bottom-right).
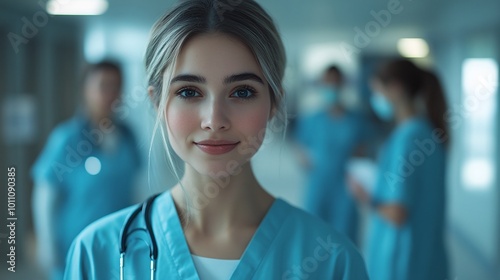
[{"x1": 194, "y1": 139, "x2": 240, "y2": 155}]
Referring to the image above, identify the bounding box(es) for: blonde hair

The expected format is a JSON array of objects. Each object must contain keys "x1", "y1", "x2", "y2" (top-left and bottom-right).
[{"x1": 144, "y1": 0, "x2": 287, "y2": 213}]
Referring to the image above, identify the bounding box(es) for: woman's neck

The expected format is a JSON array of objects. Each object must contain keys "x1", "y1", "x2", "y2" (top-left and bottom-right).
[
  {"x1": 394, "y1": 99, "x2": 417, "y2": 124},
  {"x1": 171, "y1": 162, "x2": 274, "y2": 235}
]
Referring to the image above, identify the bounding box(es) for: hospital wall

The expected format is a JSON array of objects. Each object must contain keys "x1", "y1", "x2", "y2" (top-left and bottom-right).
[{"x1": 0, "y1": 7, "x2": 85, "y2": 274}]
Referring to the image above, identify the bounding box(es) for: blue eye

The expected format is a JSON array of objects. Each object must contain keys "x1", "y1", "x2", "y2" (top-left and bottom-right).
[
  {"x1": 231, "y1": 87, "x2": 256, "y2": 99},
  {"x1": 177, "y1": 88, "x2": 201, "y2": 99}
]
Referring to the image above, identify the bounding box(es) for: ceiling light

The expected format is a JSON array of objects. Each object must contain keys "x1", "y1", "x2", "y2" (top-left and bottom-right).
[
  {"x1": 397, "y1": 38, "x2": 429, "y2": 58},
  {"x1": 47, "y1": 0, "x2": 108, "y2": 16}
]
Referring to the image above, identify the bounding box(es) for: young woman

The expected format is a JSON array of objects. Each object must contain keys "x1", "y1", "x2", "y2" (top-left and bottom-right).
[
  {"x1": 351, "y1": 59, "x2": 449, "y2": 280},
  {"x1": 64, "y1": 1, "x2": 368, "y2": 279}
]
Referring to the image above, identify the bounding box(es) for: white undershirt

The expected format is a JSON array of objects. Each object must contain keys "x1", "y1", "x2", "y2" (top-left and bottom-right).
[{"x1": 191, "y1": 254, "x2": 240, "y2": 280}]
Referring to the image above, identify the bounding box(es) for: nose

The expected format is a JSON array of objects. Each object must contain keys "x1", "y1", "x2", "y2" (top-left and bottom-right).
[{"x1": 200, "y1": 98, "x2": 231, "y2": 131}]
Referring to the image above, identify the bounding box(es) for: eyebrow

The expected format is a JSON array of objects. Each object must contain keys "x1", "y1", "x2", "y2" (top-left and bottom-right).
[
  {"x1": 170, "y1": 72, "x2": 264, "y2": 85},
  {"x1": 170, "y1": 74, "x2": 206, "y2": 84},
  {"x1": 224, "y1": 73, "x2": 264, "y2": 85}
]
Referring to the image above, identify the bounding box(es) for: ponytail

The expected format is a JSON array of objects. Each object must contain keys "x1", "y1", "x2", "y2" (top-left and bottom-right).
[{"x1": 420, "y1": 70, "x2": 449, "y2": 146}]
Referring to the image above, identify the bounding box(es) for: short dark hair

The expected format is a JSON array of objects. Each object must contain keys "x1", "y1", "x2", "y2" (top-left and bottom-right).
[
  {"x1": 324, "y1": 65, "x2": 343, "y2": 80},
  {"x1": 82, "y1": 60, "x2": 122, "y2": 86}
]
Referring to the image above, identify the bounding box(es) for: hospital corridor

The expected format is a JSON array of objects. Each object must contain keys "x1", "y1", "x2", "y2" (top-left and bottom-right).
[{"x1": 1, "y1": 0, "x2": 500, "y2": 279}]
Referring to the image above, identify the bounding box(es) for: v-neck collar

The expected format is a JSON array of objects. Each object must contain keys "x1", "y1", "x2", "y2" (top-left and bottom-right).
[{"x1": 156, "y1": 191, "x2": 289, "y2": 280}]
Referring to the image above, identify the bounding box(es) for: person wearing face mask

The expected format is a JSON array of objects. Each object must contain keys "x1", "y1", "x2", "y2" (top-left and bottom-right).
[
  {"x1": 293, "y1": 65, "x2": 368, "y2": 244},
  {"x1": 31, "y1": 61, "x2": 142, "y2": 280},
  {"x1": 350, "y1": 59, "x2": 449, "y2": 280}
]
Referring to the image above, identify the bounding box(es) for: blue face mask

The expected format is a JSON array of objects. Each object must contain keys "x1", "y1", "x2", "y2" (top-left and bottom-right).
[
  {"x1": 319, "y1": 86, "x2": 338, "y2": 106},
  {"x1": 370, "y1": 93, "x2": 394, "y2": 121}
]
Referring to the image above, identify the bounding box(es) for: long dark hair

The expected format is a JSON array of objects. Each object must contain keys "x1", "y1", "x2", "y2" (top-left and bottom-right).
[{"x1": 374, "y1": 59, "x2": 449, "y2": 145}]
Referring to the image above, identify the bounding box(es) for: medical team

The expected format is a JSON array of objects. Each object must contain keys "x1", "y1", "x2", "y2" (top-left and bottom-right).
[{"x1": 30, "y1": 0, "x2": 449, "y2": 279}]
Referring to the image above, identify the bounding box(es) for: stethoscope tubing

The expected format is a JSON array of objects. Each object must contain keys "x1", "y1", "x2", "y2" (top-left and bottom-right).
[{"x1": 119, "y1": 193, "x2": 162, "y2": 280}]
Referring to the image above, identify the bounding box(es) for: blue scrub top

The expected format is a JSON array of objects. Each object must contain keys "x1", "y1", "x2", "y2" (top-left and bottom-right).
[
  {"x1": 31, "y1": 114, "x2": 141, "y2": 265},
  {"x1": 65, "y1": 191, "x2": 369, "y2": 279},
  {"x1": 294, "y1": 110, "x2": 367, "y2": 240},
  {"x1": 366, "y1": 117, "x2": 448, "y2": 280}
]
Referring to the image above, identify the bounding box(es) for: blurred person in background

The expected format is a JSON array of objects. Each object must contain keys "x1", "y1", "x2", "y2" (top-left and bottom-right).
[
  {"x1": 293, "y1": 65, "x2": 368, "y2": 243},
  {"x1": 31, "y1": 61, "x2": 141, "y2": 280},
  {"x1": 351, "y1": 59, "x2": 449, "y2": 280}
]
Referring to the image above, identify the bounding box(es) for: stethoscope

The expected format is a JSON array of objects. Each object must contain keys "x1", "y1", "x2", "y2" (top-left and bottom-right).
[{"x1": 119, "y1": 193, "x2": 162, "y2": 280}]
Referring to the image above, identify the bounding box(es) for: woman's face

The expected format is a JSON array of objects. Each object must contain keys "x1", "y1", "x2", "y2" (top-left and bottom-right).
[
  {"x1": 164, "y1": 33, "x2": 272, "y2": 176},
  {"x1": 371, "y1": 79, "x2": 390, "y2": 99},
  {"x1": 369, "y1": 78, "x2": 398, "y2": 121},
  {"x1": 371, "y1": 78, "x2": 402, "y2": 104}
]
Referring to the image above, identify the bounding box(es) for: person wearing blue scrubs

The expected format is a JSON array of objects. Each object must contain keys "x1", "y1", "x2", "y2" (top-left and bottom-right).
[
  {"x1": 31, "y1": 61, "x2": 141, "y2": 280},
  {"x1": 351, "y1": 60, "x2": 449, "y2": 280},
  {"x1": 64, "y1": 1, "x2": 369, "y2": 279},
  {"x1": 294, "y1": 65, "x2": 367, "y2": 242},
  {"x1": 294, "y1": 66, "x2": 368, "y2": 243}
]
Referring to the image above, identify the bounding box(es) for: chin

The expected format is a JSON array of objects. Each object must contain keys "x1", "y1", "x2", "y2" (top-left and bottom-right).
[{"x1": 189, "y1": 157, "x2": 248, "y2": 179}]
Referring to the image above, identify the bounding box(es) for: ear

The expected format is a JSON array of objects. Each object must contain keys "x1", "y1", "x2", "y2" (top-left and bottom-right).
[
  {"x1": 269, "y1": 106, "x2": 277, "y2": 120},
  {"x1": 148, "y1": 86, "x2": 158, "y2": 110},
  {"x1": 268, "y1": 87, "x2": 283, "y2": 120}
]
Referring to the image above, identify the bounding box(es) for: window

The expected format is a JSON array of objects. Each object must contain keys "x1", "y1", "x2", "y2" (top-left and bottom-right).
[{"x1": 461, "y1": 58, "x2": 498, "y2": 190}]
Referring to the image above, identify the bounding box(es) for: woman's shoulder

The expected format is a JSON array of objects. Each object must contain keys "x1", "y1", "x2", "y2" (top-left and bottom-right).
[
  {"x1": 276, "y1": 199, "x2": 362, "y2": 254},
  {"x1": 391, "y1": 117, "x2": 445, "y2": 153},
  {"x1": 397, "y1": 117, "x2": 435, "y2": 137},
  {"x1": 65, "y1": 204, "x2": 140, "y2": 279},
  {"x1": 73, "y1": 203, "x2": 138, "y2": 247},
  {"x1": 271, "y1": 199, "x2": 369, "y2": 278}
]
